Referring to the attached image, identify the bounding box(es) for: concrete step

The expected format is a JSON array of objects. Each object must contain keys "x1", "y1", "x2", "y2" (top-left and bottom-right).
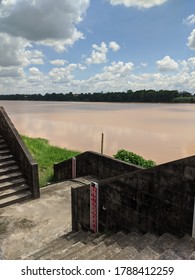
[
  {"x1": 0, "y1": 165, "x2": 19, "y2": 176},
  {"x1": 79, "y1": 231, "x2": 126, "y2": 260},
  {"x1": 27, "y1": 229, "x2": 195, "y2": 260},
  {"x1": 0, "y1": 177, "x2": 26, "y2": 191},
  {"x1": 0, "y1": 160, "x2": 17, "y2": 168},
  {"x1": 46, "y1": 232, "x2": 95, "y2": 260},
  {"x1": 73, "y1": 233, "x2": 111, "y2": 260},
  {"x1": 31, "y1": 231, "x2": 92, "y2": 260},
  {"x1": 0, "y1": 171, "x2": 23, "y2": 183},
  {"x1": 109, "y1": 232, "x2": 158, "y2": 260},
  {"x1": 134, "y1": 246, "x2": 160, "y2": 260},
  {"x1": 0, "y1": 149, "x2": 11, "y2": 156},
  {"x1": 149, "y1": 233, "x2": 178, "y2": 254},
  {"x1": 158, "y1": 249, "x2": 184, "y2": 260},
  {"x1": 66, "y1": 233, "x2": 111, "y2": 260},
  {"x1": 169, "y1": 234, "x2": 195, "y2": 259},
  {"x1": 0, "y1": 155, "x2": 14, "y2": 163},
  {"x1": 0, "y1": 190, "x2": 32, "y2": 208},
  {"x1": 95, "y1": 232, "x2": 140, "y2": 260},
  {"x1": 0, "y1": 183, "x2": 29, "y2": 199},
  {"x1": 188, "y1": 251, "x2": 195, "y2": 260},
  {"x1": 0, "y1": 144, "x2": 8, "y2": 150}
]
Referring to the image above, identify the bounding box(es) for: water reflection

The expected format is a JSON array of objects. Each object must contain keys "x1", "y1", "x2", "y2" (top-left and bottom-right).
[{"x1": 1, "y1": 101, "x2": 195, "y2": 164}]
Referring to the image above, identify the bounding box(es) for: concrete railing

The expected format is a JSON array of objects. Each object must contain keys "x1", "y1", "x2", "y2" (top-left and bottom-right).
[
  {"x1": 0, "y1": 107, "x2": 39, "y2": 198},
  {"x1": 54, "y1": 151, "x2": 142, "y2": 181},
  {"x1": 71, "y1": 155, "x2": 195, "y2": 237}
]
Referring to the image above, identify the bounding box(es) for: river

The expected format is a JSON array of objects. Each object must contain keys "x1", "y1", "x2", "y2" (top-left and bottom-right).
[{"x1": 1, "y1": 100, "x2": 195, "y2": 164}]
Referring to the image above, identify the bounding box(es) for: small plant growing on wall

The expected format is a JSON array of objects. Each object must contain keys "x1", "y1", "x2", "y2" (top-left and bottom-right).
[{"x1": 114, "y1": 149, "x2": 156, "y2": 168}]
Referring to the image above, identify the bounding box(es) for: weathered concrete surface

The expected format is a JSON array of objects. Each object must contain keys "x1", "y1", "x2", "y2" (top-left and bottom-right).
[{"x1": 0, "y1": 177, "x2": 91, "y2": 260}]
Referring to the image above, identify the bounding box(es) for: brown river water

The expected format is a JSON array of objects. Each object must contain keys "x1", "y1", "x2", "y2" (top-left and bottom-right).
[{"x1": 1, "y1": 100, "x2": 195, "y2": 164}]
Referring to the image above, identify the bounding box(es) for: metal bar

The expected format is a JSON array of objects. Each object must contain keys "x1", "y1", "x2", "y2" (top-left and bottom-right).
[
  {"x1": 192, "y1": 197, "x2": 195, "y2": 239},
  {"x1": 101, "y1": 133, "x2": 104, "y2": 154}
]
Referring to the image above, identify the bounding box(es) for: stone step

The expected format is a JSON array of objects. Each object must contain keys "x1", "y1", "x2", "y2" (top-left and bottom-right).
[
  {"x1": 108, "y1": 232, "x2": 140, "y2": 260},
  {"x1": 132, "y1": 232, "x2": 159, "y2": 252},
  {"x1": 0, "y1": 177, "x2": 26, "y2": 191},
  {"x1": 134, "y1": 245, "x2": 160, "y2": 260},
  {"x1": 0, "y1": 190, "x2": 32, "y2": 208},
  {"x1": 0, "y1": 149, "x2": 11, "y2": 156},
  {"x1": 95, "y1": 232, "x2": 140, "y2": 260},
  {"x1": 73, "y1": 233, "x2": 111, "y2": 260},
  {"x1": 188, "y1": 251, "x2": 195, "y2": 260},
  {"x1": 0, "y1": 144, "x2": 8, "y2": 150},
  {"x1": 0, "y1": 155, "x2": 14, "y2": 163},
  {"x1": 31, "y1": 231, "x2": 92, "y2": 260},
  {"x1": 65, "y1": 233, "x2": 111, "y2": 260},
  {"x1": 169, "y1": 234, "x2": 195, "y2": 259},
  {"x1": 149, "y1": 233, "x2": 178, "y2": 254},
  {"x1": 79, "y1": 231, "x2": 126, "y2": 260},
  {"x1": 0, "y1": 165, "x2": 19, "y2": 176},
  {"x1": 0, "y1": 160, "x2": 17, "y2": 168},
  {"x1": 45, "y1": 231, "x2": 95, "y2": 260},
  {"x1": 0, "y1": 171, "x2": 23, "y2": 183},
  {"x1": 27, "y1": 230, "x2": 195, "y2": 260},
  {"x1": 0, "y1": 184, "x2": 29, "y2": 199},
  {"x1": 158, "y1": 249, "x2": 184, "y2": 260}
]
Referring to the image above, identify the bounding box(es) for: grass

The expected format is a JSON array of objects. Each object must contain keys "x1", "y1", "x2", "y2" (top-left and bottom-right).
[{"x1": 21, "y1": 135, "x2": 80, "y2": 187}]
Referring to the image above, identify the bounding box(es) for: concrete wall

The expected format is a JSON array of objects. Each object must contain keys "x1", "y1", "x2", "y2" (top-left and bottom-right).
[
  {"x1": 0, "y1": 107, "x2": 40, "y2": 198},
  {"x1": 54, "y1": 151, "x2": 142, "y2": 181},
  {"x1": 72, "y1": 155, "x2": 195, "y2": 237}
]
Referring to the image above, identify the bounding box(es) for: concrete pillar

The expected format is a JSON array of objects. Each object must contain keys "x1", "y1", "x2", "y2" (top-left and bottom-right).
[{"x1": 72, "y1": 157, "x2": 76, "y2": 179}]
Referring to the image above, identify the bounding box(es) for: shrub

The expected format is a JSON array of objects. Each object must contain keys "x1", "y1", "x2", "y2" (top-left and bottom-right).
[{"x1": 114, "y1": 149, "x2": 156, "y2": 168}]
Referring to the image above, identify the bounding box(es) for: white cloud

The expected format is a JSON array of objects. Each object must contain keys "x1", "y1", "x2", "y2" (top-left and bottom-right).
[
  {"x1": 29, "y1": 67, "x2": 43, "y2": 76},
  {"x1": 103, "y1": 61, "x2": 134, "y2": 75},
  {"x1": 85, "y1": 42, "x2": 108, "y2": 64},
  {"x1": 49, "y1": 64, "x2": 78, "y2": 83},
  {"x1": 109, "y1": 41, "x2": 120, "y2": 51},
  {"x1": 0, "y1": 33, "x2": 29, "y2": 67},
  {"x1": 187, "y1": 57, "x2": 195, "y2": 68},
  {"x1": 50, "y1": 60, "x2": 68, "y2": 66},
  {"x1": 183, "y1": 14, "x2": 195, "y2": 25},
  {"x1": 108, "y1": 0, "x2": 168, "y2": 9},
  {"x1": 0, "y1": 0, "x2": 90, "y2": 51},
  {"x1": 156, "y1": 56, "x2": 179, "y2": 72},
  {"x1": 187, "y1": 29, "x2": 195, "y2": 50},
  {"x1": 85, "y1": 41, "x2": 120, "y2": 64},
  {"x1": 0, "y1": 66, "x2": 24, "y2": 77}
]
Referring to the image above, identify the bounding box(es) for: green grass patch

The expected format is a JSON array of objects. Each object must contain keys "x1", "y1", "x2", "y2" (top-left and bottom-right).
[
  {"x1": 21, "y1": 135, "x2": 80, "y2": 187},
  {"x1": 114, "y1": 149, "x2": 156, "y2": 168}
]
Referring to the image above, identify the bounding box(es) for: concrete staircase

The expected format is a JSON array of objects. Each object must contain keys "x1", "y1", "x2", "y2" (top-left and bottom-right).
[
  {"x1": 0, "y1": 135, "x2": 32, "y2": 208},
  {"x1": 28, "y1": 230, "x2": 195, "y2": 260}
]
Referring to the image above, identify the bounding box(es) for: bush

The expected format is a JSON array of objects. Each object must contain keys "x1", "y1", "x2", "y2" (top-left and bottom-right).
[{"x1": 113, "y1": 149, "x2": 156, "y2": 168}]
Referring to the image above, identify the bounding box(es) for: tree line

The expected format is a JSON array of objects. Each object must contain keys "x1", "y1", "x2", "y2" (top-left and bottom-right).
[{"x1": 0, "y1": 90, "x2": 194, "y2": 103}]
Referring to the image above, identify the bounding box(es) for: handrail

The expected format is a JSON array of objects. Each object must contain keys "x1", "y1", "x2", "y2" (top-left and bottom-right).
[{"x1": 0, "y1": 106, "x2": 39, "y2": 198}]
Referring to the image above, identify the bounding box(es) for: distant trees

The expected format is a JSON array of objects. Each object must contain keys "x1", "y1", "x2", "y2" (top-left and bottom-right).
[{"x1": 0, "y1": 89, "x2": 194, "y2": 103}]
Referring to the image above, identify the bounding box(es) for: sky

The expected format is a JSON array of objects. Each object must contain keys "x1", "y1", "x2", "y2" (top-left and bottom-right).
[{"x1": 0, "y1": 0, "x2": 194, "y2": 94}]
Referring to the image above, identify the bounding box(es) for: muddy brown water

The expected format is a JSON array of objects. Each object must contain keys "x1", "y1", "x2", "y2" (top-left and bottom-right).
[{"x1": 1, "y1": 100, "x2": 195, "y2": 164}]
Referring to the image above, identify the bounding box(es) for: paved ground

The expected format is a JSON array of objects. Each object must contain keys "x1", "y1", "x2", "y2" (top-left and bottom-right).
[{"x1": 0, "y1": 177, "x2": 91, "y2": 260}]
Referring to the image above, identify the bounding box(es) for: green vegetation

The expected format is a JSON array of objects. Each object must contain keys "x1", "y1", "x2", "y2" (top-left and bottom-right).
[
  {"x1": 21, "y1": 135, "x2": 80, "y2": 187},
  {"x1": 0, "y1": 89, "x2": 194, "y2": 103},
  {"x1": 114, "y1": 149, "x2": 156, "y2": 168}
]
